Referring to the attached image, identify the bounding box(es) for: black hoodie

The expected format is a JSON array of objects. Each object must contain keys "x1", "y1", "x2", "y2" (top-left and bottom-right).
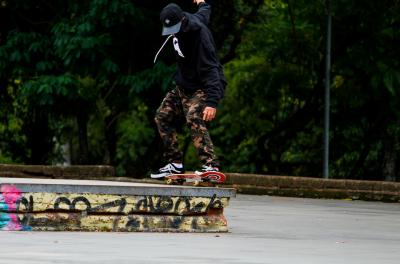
[{"x1": 173, "y1": 3, "x2": 227, "y2": 108}]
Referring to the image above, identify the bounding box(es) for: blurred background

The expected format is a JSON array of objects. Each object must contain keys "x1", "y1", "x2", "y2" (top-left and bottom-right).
[{"x1": 0, "y1": 0, "x2": 399, "y2": 181}]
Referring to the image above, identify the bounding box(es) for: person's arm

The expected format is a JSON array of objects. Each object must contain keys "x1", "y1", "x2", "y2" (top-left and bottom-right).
[
  {"x1": 197, "y1": 35, "x2": 224, "y2": 121},
  {"x1": 192, "y1": 0, "x2": 211, "y2": 25}
]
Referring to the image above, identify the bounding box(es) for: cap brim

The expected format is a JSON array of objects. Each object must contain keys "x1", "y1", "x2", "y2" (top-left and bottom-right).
[{"x1": 161, "y1": 21, "x2": 182, "y2": 36}]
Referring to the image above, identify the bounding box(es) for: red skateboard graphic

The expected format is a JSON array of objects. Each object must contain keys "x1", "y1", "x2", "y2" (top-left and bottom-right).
[{"x1": 165, "y1": 171, "x2": 226, "y2": 186}]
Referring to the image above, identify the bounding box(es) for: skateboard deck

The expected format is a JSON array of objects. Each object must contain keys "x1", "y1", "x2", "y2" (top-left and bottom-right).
[{"x1": 165, "y1": 171, "x2": 226, "y2": 186}]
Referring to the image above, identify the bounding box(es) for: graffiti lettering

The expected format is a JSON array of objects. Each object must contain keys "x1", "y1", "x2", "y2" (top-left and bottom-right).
[{"x1": 1, "y1": 188, "x2": 229, "y2": 232}]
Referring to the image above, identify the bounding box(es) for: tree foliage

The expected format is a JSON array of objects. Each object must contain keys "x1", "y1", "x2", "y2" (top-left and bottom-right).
[{"x1": 0, "y1": 0, "x2": 399, "y2": 180}]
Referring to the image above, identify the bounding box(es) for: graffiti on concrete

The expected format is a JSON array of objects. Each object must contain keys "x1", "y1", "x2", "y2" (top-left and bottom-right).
[
  {"x1": 15, "y1": 193, "x2": 227, "y2": 215},
  {"x1": 0, "y1": 185, "x2": 31, "y2": 231},
  {"x1": 0, "y1": 185, "x2": 229, "y2": 232},
  {"x1": 12, "y1": 212, "x2": 228, "y2": 232}
]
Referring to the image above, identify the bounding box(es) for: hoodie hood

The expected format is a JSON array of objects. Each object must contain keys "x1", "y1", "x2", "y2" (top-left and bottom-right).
[{"x1": 180, "y1": 12, "x2": 203, "y2": 33}]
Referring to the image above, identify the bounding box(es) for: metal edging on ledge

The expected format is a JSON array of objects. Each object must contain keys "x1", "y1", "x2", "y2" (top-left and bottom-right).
[{"x1": 0, "y1": 179, "x2": 236, "y2": 198}]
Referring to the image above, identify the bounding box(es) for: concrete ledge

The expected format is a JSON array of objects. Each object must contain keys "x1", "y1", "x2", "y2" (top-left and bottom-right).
[
  {"x1": 224, "y1": 173, "x2": 400, "y2": 202},
  {"x1": 0, "y1": 178, "x2": 235, "y2": 232},
  {"x1": 74, "y1": 176, "x2": 400, "y2": 202},
  {"x1": 2, "y1": 164, "x2": 398, "y2": 202},
  {"x1": 1, "y1": 177, "x2": 235, "y2": 198}
]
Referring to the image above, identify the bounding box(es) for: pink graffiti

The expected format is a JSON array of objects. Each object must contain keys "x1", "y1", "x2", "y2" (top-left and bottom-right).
[
  {"x1": 0, "y1": 184, "x2": 23, "y2": 231},
  {"x1": 2, "y1": 215, "x2": 23, "y2": 231},
  {"x1": 0, "y1": 185, "x2": 22, "y2": 211}
]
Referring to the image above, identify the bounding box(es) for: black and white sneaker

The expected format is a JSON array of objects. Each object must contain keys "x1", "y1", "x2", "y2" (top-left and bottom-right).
[
  {"x1": 150, "y1": 163, "x2": 184, "y2": 179},
  {"x1": 195, "y1": 165, "x2": 219, "y2": 175}
]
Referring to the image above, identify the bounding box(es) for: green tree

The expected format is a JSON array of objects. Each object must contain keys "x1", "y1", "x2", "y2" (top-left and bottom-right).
[
  {"x1": 1, "y1": 0, "x2": 399, "y2": 181},
  {"x1": 215, "y1": 0, "x2": 400, "y2": 181}
]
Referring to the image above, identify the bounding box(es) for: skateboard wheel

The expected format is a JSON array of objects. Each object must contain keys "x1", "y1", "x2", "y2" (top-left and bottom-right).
[{"x1": 166, "y1": 178, "x2": 174, "y2": 185}]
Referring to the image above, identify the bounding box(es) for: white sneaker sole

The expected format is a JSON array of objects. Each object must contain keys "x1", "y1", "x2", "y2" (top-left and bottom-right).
[
  {"x1": 150, "y1": 172, "x2": 170, "y2": 179},
  {"x1": 150, "y1": 171, "x2": 184, "y2": 179}
]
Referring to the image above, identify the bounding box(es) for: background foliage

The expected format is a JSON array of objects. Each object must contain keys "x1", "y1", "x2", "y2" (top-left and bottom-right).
[{"x1": 0, "y1": 0, "x2": 399, "y2": 181}]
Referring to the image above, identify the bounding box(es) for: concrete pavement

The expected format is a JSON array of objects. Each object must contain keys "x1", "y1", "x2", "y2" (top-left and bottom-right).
[{"x1": 0, "y1": 195, "x2": 399, "y2": 263}]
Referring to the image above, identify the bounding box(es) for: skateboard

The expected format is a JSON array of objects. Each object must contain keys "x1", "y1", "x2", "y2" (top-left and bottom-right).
[{"x1": 165, "y1": 171, "x2": 226, "y2": 186}]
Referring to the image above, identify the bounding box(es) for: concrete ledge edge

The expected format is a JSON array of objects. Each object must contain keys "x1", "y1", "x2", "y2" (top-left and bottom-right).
[{"x1": 224, "y1": 173, "x2": 400, "y2": 202}]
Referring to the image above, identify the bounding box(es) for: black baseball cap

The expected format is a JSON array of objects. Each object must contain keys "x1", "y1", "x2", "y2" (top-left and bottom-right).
[{"x1": 160, "y1": 3, "x2": 183, "y2": 36}]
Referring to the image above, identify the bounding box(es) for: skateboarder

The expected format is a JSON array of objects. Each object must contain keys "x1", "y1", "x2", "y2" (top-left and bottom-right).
[{"x1": 151, "y1": 0, "x2": 227, "y2": 179}]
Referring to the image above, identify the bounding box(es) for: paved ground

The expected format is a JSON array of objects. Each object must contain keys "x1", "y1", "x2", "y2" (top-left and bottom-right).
[{"x1": 1, "y1": 194, "x2": 399, "y2": 264}]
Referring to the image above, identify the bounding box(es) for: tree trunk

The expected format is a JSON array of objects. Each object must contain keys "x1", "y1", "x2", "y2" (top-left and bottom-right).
[
  {"x1": 105, "y1": 114, "x2": 117, "y2": 165},
  {"x1": 27, "y1": 108, "x2": 52, "y2": 164},
  {"x1": 77, "y1": 112, "x2": 89, "y2": 164},
  {"x1": 383, "y1": 136, "x2": 398, "y2": 182}
]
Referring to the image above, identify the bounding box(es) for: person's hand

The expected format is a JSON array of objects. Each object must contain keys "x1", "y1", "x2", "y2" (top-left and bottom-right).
[
  {"x1": 193, "y1": 0, "x2": 205, "y2": 5},
  {"x1": 203, "y1": 106, "x2": 216, "y2": 121}
]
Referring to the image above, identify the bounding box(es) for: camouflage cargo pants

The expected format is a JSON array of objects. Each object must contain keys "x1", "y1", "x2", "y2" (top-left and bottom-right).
[{"x1": 155, "y1": 86, "x2": 219, "y2": 167}]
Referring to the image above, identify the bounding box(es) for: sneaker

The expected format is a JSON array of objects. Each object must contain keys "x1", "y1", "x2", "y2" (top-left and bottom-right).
[
  {"x1": 150, "y1": 163, "x2": 184, "y2": 179},
  {"x1": 195, "y1": 164, "x2": 219, "y2": 175}
]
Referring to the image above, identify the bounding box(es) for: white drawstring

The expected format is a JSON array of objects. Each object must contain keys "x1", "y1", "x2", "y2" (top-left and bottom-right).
[
  {"x1": 154, "y1": 34, "x2": 174, "y2": 64},
  {"x1": 153, "y1": 35, "x2": 185, "y2": 64}
]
